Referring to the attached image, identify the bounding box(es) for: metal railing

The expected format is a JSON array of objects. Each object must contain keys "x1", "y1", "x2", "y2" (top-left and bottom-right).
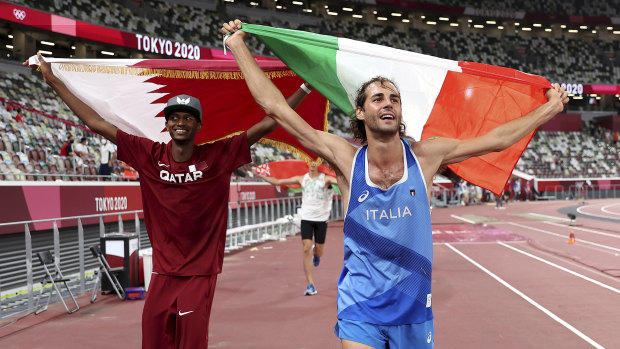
[
  {"x1": 538, "y1": 184, "x2": 620, "y2": 200},
  {"x1": 0, "y1": 194, "x2": 344, "y2": 320},
  {"x1": 0, "y1": 171, "x2": 135, "y2": 182}
]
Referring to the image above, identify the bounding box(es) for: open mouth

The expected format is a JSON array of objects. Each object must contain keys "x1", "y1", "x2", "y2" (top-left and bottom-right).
[{"x1": 379, "y1": 113, "x2": 395, "y2": 120}]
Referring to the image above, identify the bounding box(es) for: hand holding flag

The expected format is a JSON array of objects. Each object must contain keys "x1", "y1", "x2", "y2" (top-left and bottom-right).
[{"x1": 236, "y1": 22, "x2": 568, "y2": 195}]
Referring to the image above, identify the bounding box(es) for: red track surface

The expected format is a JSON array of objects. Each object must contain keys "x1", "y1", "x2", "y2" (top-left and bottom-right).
[{"x1": 1, "y1": 199, "x2": 619, "y2": 348}]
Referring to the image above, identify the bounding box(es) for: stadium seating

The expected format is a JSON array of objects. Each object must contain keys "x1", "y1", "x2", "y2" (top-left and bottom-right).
[
  {"x1": 518, "y1": 126, "x2": 619, "y2": 178},
  {"x1": 1, "y1": 0, "x2": 618, "y2": 182},
  {"x1": 421, "y1": 0, "x2": 618, "y2": 17},
  {"x1": 10, "y1": 0, "x2": 618, "y2": 84}
]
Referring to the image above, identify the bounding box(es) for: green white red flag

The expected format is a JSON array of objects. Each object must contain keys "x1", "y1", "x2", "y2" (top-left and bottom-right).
[{"x1": 240, "y1": 23, "x2": 552, "y2": 195}]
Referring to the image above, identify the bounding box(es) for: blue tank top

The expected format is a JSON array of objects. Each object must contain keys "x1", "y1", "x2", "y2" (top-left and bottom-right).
[{"x1": 338, "y1": 139, "x2": 433, "y2": 325}]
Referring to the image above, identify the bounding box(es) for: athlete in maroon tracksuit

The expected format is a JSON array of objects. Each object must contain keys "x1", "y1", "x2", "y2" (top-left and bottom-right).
[{"x1": 29, "y1": 52, "x2": 313, "y2": 349}]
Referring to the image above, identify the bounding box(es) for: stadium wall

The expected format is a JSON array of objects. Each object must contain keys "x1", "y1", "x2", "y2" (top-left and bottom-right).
[
  {"x1": 538, "y1": 113, "x2": 582, "y2": 132},
  {"x1": 594, "y1": 114, "x2": 620, "y2": 132},
  {"x1": 0, "y1": 182, "x2": 297, "y2": 235}
]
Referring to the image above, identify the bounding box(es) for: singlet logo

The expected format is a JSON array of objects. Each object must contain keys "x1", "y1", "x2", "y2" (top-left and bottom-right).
[
  {"x1": 366, "y1": 206, "x2": 412, "y2": 220},
  {"x1": 427, "y1": 332, "x2": 432, "y2": 343},
  {"x1": 358, "y1": 190, "x2": 370, "y2": 202},
  {"x1": 158, "y1": 161, "x2": 170, "y2": 168}
]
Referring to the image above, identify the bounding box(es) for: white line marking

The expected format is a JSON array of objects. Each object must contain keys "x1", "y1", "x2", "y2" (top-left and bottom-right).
[
  {"x1": 445, "y1": 243, "x2": 604, "y2": 349},
  {"x1": 502, "y1": 241, "x2": 620, "y2": 286},
  {"x1": 577, "y1": 206, "x2": 620, "y2": 221},
  {"x1": 498, "y1": 241, "x2": 620, "y2": 295},
  {"x1": 450, "y1": 214, "x2": 476, "y2": 224},
  {"x1": 508, "y1": 222, "x2": 620, "y2": 253},
  {"x1": 601, "y1": 203, "x2": 620, "y2": 216},
  {"x1": 528, "y1": 212, "x2": 571, "y2": 222},
  {"x1": 543, "y1": 221, "x2": 620, "y2": 239}
]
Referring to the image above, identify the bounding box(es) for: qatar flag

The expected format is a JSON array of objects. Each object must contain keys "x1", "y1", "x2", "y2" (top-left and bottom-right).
[{"x1": 27, "y1": 55, "x2": 329, "y2": 161}]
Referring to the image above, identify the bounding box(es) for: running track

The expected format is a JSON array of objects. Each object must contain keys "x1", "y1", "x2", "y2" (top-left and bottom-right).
[{"x1": 1, "y1": 199, "x2": 619, "y2": 348}]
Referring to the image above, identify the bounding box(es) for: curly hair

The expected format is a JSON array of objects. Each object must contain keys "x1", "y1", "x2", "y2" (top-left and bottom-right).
[{"x1": 350, "y1": 76, "x2": 406, "y2": 144}]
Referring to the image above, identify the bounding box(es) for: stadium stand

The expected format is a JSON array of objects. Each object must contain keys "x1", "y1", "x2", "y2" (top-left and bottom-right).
[
  {"x1": 8, "y1": 0, "x2": 618, "y2": 84},
  {"x1": 518, "y1": 128, "x2": 619, "y2": 178},
  {"x1": 0, "y1": 0, "x2": 618, "y2": 182},
  {"x1": 422, "y1": 0, "x2": 618, "y2": 17}
]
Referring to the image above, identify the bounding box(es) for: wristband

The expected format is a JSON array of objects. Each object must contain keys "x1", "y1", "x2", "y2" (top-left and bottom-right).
[
  {"x1": 222, "y1": 33, "x2": 232, "y2": 55},
  {"x1": 300, "y1": 83, "x2": 311, "y2": 94}
]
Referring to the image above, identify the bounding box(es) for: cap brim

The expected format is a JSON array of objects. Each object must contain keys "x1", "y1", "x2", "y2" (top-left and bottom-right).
[{"x1": 163, "y1": 105, "x2": 201, "y2": 121}]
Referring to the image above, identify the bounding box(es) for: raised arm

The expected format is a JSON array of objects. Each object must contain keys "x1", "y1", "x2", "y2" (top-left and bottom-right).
[
  {"x1": 437, "y1": 84, "x2": 568, "y2": 164},
  {"x1": 246, "y1": 84, "x2": 313, "y2": 146},
  {"x1": 414, "y1": 84, "x2": 568, "y2": 185},
  {"x1": 325, "y1": 175, "x2": 338, "y2": 186},
  {"x1": 252, "y1": 168, "x2": 303, "y2": 186},
  {"x1": 222, "y1": 20, "x2": 355, "y2": 176},
  {"x1": 24, "y1": 53, "x2": 118, "y2": 143}
]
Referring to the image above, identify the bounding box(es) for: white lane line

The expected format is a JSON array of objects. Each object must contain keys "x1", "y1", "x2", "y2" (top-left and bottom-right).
[
  {"x1": 504, "y1": 241, "x2": 620, "y2": 286},
  {"x1": 543, "y1": 221, "x2": 620, "y2": 239},
  {"x1": 450, "y1": 214, "x2": 476, "y2": 224},
  {"x1": 577, "y1": 205, "x2": 620, "y2": 220},
  {"x1": 601, "y1": 203, "x2": 620, "y2": 216},
  {"x1": 445, "y1": 243, "x2": 605, "y2": 349},
  {"x1": 528, "y1": 212, "x2": 571, "y2": 222},
  {"x1": 498, "y1": 241, "x2": 620, "y2": 295},
  {"x1": 508, "y1": 222, "x2": 620, "y2": 254}
]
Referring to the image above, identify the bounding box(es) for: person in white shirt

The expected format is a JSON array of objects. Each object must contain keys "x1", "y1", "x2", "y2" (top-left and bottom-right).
[
  {"x1": 72, "y1": 137, "x2": 90, "y2": 169},
  {"x1": 254, "y1": 162, "x2": 337, "y2": 295},
  {"x1": 98, "y1": 138, "x2": 117, "y2": 179}
]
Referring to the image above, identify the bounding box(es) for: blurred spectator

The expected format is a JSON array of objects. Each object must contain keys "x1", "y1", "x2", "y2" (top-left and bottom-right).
[
  {"x1": 513, "y1": 180, "x2": 521, "y2": 201},
  {"x1": 15, "y1": 108, "x2": 25, "y2": 123},
  {"x1": 98, "y1": 138, "x2": 117, "y2": 179},
  {"x1": 59, "y1": 134, "x2": 75, "y2": 157}
]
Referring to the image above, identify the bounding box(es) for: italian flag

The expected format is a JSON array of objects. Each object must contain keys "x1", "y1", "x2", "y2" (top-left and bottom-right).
[
  {"x1": 241, "y1": 23, "x2": 552, "y2": 195},
  {"x1": 28, "y1": 55, "x2": 329, "y2": 160}
]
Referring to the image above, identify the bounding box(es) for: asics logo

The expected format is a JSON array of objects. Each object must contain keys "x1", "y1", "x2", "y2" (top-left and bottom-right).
[
  {"x1": 13, "y1": 9, "x2": 26, "y2": 20},
  {"x1": 358, "y1": 190, "x2": 369, "y2": 202},
  {"x1": 158, "y1": 161, "x2": 170, "y2": 168},
  {"x1": 177, "y1": 96, "x2": 190, "y2": 105},
  {"x1": 178, "y1": 310, "x2": 194, "y2": 316}
]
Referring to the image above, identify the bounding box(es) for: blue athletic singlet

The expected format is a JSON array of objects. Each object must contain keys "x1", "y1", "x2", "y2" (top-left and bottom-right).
[{"x1": 338, "y1": 139, "x2": 433, "y2": 325}]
